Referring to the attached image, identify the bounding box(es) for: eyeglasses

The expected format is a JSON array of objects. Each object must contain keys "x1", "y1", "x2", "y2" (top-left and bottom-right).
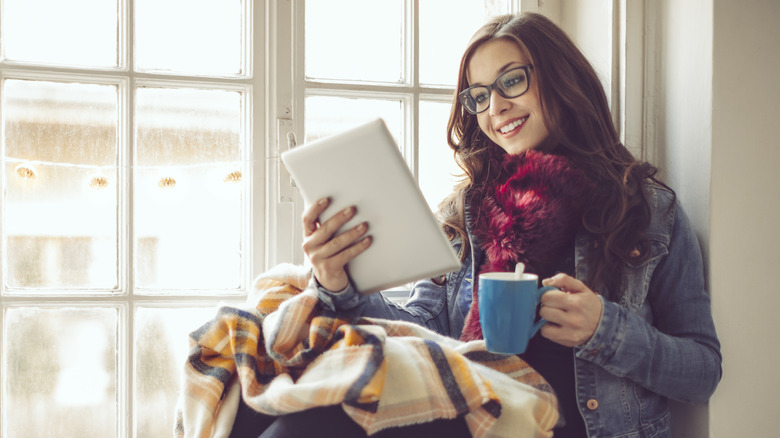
[{"x1": 458, "y1": 65, "x2": 533, "y2": 115}]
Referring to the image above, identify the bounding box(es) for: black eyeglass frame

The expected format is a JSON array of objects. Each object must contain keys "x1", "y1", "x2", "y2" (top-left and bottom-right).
[{"x1": 458, "y1": 65, "x2": 534, "y2": 115}]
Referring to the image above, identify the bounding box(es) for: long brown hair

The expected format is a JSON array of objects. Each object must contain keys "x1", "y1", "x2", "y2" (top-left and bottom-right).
[{"x1": 440, "y1": 12, "x2": 670, "y2": 299}]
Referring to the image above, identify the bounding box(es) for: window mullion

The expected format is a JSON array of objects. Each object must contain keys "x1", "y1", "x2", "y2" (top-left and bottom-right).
[
  {"x1": 121, "y1": 301, "x2": 131, "y2": 438},
  {"x1": 291, "y1": 0, "x2": 306, "y2": 267},
  {"x1": 408, "y1": 0, "x2": 420, "y2": 180},
  {"x1": 124, "y1": 1, "x2": 133, "y2": 436},
  {"x1": 121, "y1": 79, "x2": 132, "y2": 438},
  {"x1": 264, "y1": 0, "x2": 303, "y2": 267},
  {"x1": 251, "y1": 0, "x2": 266, "y2": 279}
]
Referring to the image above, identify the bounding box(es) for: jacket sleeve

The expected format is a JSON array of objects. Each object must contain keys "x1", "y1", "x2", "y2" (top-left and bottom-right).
[
  {"x1": 313, "y1": 273, "x2": 454, "y2": 336},
  {"x1": 574, "y1": 203, "x2": 722, "y2": 404}
]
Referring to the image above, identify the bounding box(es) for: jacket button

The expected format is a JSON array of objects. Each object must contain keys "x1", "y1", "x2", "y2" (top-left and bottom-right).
[{"x1": 586, "y1": 399, "x2": 599, "y2": 410}]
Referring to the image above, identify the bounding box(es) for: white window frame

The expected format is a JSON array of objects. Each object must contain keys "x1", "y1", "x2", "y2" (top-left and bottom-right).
[{"x1": 0, "y1": 0, "x2": 650, "y2": 435}]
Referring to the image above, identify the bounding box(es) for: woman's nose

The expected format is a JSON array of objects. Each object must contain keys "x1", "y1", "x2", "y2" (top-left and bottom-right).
[{"x1": 488, "y1": 90, "x2": 510, "y2": 116}]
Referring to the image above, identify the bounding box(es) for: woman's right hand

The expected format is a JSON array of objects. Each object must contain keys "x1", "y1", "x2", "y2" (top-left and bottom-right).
[{"x1": 302, "y1": 198, "x2": 372, "y2": 292}]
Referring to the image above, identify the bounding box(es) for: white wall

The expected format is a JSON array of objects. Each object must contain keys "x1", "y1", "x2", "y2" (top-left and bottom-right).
[
  {"x1": 709, "y1": 0, "x2": 780, "y2": 436},
  {"x1": 535, "y1": 0, "x2": 617, "y2": 121},
  {"x1": 646, "y1": 1, "x2": 714, "y2": 436},
  {"x1": 558, "y1": 0, "x2": 615, "y2": 109},
  {"x1": 648, "y1": 0, "x2": 713, "y2": 234}
]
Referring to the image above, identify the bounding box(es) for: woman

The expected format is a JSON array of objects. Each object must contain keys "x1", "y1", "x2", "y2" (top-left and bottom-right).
[{"x1": 243, "y1": 12, "x2": 721, "y2": 438}]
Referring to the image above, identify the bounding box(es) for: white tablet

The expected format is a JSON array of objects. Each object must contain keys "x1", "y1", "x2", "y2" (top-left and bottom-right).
[{"x1": 281, "y1": 118, "x2": 461, "y2": 295}]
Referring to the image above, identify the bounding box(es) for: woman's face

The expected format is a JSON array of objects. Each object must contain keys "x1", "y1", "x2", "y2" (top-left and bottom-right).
[{"x1": 466, "y1": 38, "x2": 550, "y2": 155}]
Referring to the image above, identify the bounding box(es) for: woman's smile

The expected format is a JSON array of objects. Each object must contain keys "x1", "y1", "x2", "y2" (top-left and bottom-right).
[{"x1": 496, "y1": 116, "x2": 528, "y2": 136}]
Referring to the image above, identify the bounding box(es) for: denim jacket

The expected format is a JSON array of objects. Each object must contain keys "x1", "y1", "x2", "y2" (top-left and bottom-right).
[{"x1": 314, "y1": 183, "x2": 722, "y2": 438}]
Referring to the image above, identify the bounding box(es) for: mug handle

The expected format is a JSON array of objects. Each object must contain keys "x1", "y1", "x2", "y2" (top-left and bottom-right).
[{"x1": 531, "y1": 286, "x2": 558, "y2": 334}]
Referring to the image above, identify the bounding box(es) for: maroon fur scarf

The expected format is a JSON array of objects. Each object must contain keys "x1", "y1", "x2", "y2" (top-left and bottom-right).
[{"x1": 460, "y1": 151, "x2": 593, "y2": 342}]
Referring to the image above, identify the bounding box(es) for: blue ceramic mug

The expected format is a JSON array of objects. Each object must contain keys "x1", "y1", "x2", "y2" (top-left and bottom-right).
[{"x1": 478, "y1": 272, "x2": 557, "y2": 354}]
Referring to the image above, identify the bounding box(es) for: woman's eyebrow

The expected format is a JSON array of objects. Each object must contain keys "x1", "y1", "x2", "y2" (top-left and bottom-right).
[
  {"x1": 468, "y1": 61, "x2": 523, "y2": 86},
  {"x1": 497, "y1": 61, "x2": 523, "y2": 73}
]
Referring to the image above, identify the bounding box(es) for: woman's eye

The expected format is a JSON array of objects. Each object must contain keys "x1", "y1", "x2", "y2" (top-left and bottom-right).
[
  {"x1": 473, "y1": 91, "x2": 489, "y2": 103},
  {"x1": 502, "y1": 74, "x2": 526, "y2": 88}
]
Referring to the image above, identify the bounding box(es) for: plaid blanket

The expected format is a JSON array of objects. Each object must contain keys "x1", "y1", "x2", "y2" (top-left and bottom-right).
[{"x1": 175, "y1": 263, "x2": 558, "y2": 438}]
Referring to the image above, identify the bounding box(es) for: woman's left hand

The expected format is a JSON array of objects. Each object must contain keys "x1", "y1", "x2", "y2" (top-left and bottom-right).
[{"x1": 539, "y1": 273, "x2": 603, "y2": 347}]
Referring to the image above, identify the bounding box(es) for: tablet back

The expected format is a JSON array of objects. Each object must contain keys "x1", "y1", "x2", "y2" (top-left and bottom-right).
[{"x1": 281, "y1": 118, "x2": 460, "y2": 295}]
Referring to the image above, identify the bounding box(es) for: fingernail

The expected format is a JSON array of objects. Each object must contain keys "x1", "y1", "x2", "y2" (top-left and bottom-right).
[
  {"x1": 318, "y1": 198, "x2": 328, "y2": 205},
  {"x1": 343, "y1": 206, "x2": 355, "y2": 217},
  {"x1": 358, "y1": 222, "x2": 367, "y2": 232}
]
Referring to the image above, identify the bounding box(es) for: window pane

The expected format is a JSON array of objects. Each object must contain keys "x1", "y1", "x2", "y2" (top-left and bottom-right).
[
  {"x1": 1, "y1": 0, "x2": 118, "y2": 67},
  {"x1": 304, "y1": 96, "x2": 403, "y2": 148},
  {"x1": 135, "y1": 305, "x2": 225, "y2": 437},
  {"x1": 305, "y1": 0, "x2": 404, "y2": 83},
  {"x1": 2, "y1": 79, "x2": 119, "y2": 291},
  {"x1": 419, "y1": 101, "x2": 461, "y2": 210},
  {"x1": 419, "y1": 0, "x2": 509, "y2": 86},
  {"x1": 135, "y1": 0, "x2": 245, "y2": 76},
  {"x1": 134, "y1": 86, "x2": 244, "y2": 292},
  {"x1": 3, "y1": 307, "x2": 118, "y2": 437}
]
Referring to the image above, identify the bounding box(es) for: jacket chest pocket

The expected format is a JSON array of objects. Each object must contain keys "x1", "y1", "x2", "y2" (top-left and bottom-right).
[{"x1": 621, "y1": 238, "x2": 668, "y2": 311}]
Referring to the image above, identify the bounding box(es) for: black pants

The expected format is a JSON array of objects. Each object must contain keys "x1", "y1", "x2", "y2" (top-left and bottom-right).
[{"x1": 229, "y1": 398, "x2": 472, "y2": 438}]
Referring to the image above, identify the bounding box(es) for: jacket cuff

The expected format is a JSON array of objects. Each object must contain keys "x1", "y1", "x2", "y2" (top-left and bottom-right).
[
  {"x1": 313, "y1": 276, "x2": 361, "y2": 311},
  {"x1": 575, "y1": 295, "x2": 623, "y2": 364}
]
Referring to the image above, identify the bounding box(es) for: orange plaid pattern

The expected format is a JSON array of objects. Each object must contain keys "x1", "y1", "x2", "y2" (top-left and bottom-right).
[{"x1": 175, "y1": 264, "x2": 557, "y2": 438}]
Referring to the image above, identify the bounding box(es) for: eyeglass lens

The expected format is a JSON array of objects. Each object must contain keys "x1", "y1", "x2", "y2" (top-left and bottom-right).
[{"x1": 460, "y1": 67, "x2": 530, "y2": 114}]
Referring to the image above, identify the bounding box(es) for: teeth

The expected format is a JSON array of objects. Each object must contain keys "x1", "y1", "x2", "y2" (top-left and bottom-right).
[{"x1": 499, "y1": 117, "x2": 526, "y2": 134}]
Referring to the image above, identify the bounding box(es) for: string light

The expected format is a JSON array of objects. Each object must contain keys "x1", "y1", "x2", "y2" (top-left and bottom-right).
[
  {"x1": 223, "y1": 170, "x2": 242, "y2": 183},
  {"x1": 4, "y1": 158, "x2": 250, "y2": 189},
  {"x1": 88, "y1": 175, "x2": 109, "y2": 190},
  {"x1": 158, "y1": 177, "x2": 177, "y2": 189},
  {"x1": 15, "y1": 163, "x2": 37, "y2": 181}
]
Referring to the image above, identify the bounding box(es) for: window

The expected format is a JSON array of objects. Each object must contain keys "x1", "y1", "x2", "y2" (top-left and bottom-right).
[
  {"x1": 1, "y1": 0, "x2": 259, "y2": 436},
  {"x1": 2, "y1": 1, "x2": 647, "y2": 437}
]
